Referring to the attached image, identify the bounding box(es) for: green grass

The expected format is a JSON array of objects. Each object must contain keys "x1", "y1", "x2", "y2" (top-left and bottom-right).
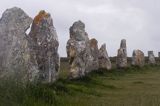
[{"x1": 1, "y1": 62, "x2": 160, "y2": 106}]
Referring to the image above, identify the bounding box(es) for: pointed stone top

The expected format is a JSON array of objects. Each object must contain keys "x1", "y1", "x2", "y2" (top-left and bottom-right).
[
  {"x1": 5, "y1": 7, "x2": 21, "y2": 11},
  {"x1": 0, "y1": 7, "x2": 32, "y2": 31},
  {"x1": 90, "y1": 38, "x2": 98, "y2": 48},
  {"x1": 4, "y1": 7, "x2": 23, "y2": 12},
  {"x1": 71, "y1": 20, "x2": 85, "y2": 29},
  {"x1": 29, "y1": 10, "x2": 58, "y2": 41},
  {"x1": 1, "y1": 7, "x2": 31, "y2": 20},
  {"x1": 100, "y1": 43, "x2": 106, "y2": 50},
  {"x1": 69, "y1": 20, "x2": 88, "y2": 41},
  {"x1": 120, "y1": 39, "x2": 126, "y2": 48},
  {"x1": 33, "y1": 10, "x2": 50, "y2": 25}
]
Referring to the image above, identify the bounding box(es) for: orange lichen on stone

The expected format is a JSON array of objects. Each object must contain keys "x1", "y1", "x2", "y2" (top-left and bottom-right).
[
  {"x1": 69, "y1": 46, "x2": 76, "y2": 58},
  {"x1": 90, "y1": 38, "x2": 98, "y2": 48},
  {"x1": 33, "y1": 10, "x2": 49, "y2": 25}
]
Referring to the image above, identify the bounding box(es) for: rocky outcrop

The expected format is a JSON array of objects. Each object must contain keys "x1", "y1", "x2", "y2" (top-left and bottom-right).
[
  {"x1": 132, "y1": 50, "x2": 145, "y2": 67},
  {"x1": 148, "y1": 51, "x2": 156, "y2": 65},
  {"x1": 66, "y1": 21, "x2": 98, "y2": 79},
  {"x1": 159, "y1": 52, "x2": 160, "y2": 58},
  {"x1": 116, "y1": 39, "x2": 127, "y2": 68},
  {"x1": 28, "y1": 10, "x2": 60, "y2": 83},
  {"x1": 98, "y1": 44, "x2": 112, "y2": 70},
  {"x1": 0, "y1": 7, "x2": 32, "y2": 80}
]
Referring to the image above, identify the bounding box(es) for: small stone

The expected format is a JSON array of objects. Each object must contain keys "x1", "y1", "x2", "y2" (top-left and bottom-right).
[
  {"x1": 158, "y1": 52, "x2": 160, "y2": 58},
  {"x1": 148, "y1": 51, "x2": 156, "y2": 65},
  {"x1": 132, "y1": 50, "x2": 145, "y2": 67},
  {"x1": 98, "y1": 44, "x2": 112, "y2": 70},
  {"x1": 116, "y1": 39, "x2": 127, "y2": 68}
]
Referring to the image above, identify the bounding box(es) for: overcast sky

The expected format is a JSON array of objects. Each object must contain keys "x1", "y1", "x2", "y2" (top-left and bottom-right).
[{"x1": 0, "y1": 0, "x2": 160, "y2": 57}]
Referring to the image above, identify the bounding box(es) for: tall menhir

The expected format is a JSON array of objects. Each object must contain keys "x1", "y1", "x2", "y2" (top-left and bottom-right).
[{"x1": 28, "y1": 10, "x2": 60, "y2": 83}]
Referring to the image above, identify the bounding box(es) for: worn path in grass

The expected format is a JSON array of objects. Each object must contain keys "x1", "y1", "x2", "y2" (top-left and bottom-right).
[{"x1": 57, "y1": 64, "x2": 160, "y2": 106}]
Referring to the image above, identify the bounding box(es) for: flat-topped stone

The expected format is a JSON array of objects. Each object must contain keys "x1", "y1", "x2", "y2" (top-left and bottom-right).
[{"x1": 148, "y1": 51, "x2": 156, "y2": 65}]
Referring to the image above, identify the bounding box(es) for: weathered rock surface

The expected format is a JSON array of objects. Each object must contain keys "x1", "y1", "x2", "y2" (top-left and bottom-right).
[
  {"x1": 66, "y1": 38, "x2": 86, "y2": 79},
  {"x1": 148, "y1": 51, "x2": 156, "y2": 65},
  {"x1": 28, "y1": 10, "x2": 60, "y2": 83},
  {"x1": 88, "y1": 38, "x2": 99, "y2": 71},
  {"x1": 116, "y1": 39, "x2": 127, "y2": 68},
  {"x1": 132, "y1": 50, "x2": 145, "y2": 67},
  {"x1": 66, "y1": 21, "x2": 98, "y2": 79},
  {"x1": 0, "y1": 7, "x2": 32, "y2": 80},
  {"x1": 98, "y1": 44, "x2": 112, "y2": 70}
]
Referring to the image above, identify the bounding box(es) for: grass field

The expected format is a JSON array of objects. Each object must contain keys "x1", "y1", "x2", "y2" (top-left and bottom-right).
[{"x1": 1, "y1": 61, "x2": 160, "y2": 106}]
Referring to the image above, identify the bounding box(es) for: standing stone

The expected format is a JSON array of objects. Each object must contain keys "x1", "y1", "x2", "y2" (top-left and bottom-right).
[
  {"x1": 116, "y1": 39, "x2": 127, "y2": 68},
  {"x1": 158, "y1": 52, "x2": 160, "y2": 64},
  {"x1": 148, "y1": 51, "x2": 156, "y2": 65},
  {"x1": 88, "y1": 38, "x2": 99, "y2": 71},
  {"x1": 66, "y1": 21, "x2": 97, "y2": 79},
  {"x1": 66, "y1": 21, "x2": 88, "y2": 79},
  {"x1": 28, "y1": 10, "x2": 60, "y2": 83},
  {"x1": 132, "y1": 50, "x2": 145, "y2": 67},
  {"x1": 0, "y1": 7, "x2": 32, "y2": 80},
  {"x1": 98, "y1": 44, "x2": 112, "y2": 70},
  {"x1": 66, "y1": 38, "x2": 86, "y2": 79}
]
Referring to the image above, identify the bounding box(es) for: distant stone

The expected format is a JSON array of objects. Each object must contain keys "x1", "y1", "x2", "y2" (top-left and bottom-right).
[
  {"x1": 28, "y1": 10, "x2": 60, "y2": 83},
  {"x1": 98, "y1": 44, "x2": 112, "y2": 70},
  {"x1": 148, "y1": 51, "x2": 156, "y2": 65},
  {"x1": 158, "y1": 52, "x2": 160, "y2": 58},
  {"x1": 0, "y1": 7, "x2": 32, "y2": 80},
  {"x1": 132, "y1": 50, "x2": 145, "y2": 67},
  {"x1": 66, "y1": 21, "x2": 98, "y2": 79},
  {"x1": 116, "y1": 39, "x2": 127, "y2": 68}
]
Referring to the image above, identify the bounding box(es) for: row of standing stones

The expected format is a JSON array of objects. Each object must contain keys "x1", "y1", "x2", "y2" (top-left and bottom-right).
[{"x1": 0, "y1": 7, "x2": 159, "y2": 83}]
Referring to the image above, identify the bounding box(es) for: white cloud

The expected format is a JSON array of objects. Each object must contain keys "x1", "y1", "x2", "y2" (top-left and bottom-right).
[{"x1": 0, "y1": 0, "x2": 159, "y2": 57}]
